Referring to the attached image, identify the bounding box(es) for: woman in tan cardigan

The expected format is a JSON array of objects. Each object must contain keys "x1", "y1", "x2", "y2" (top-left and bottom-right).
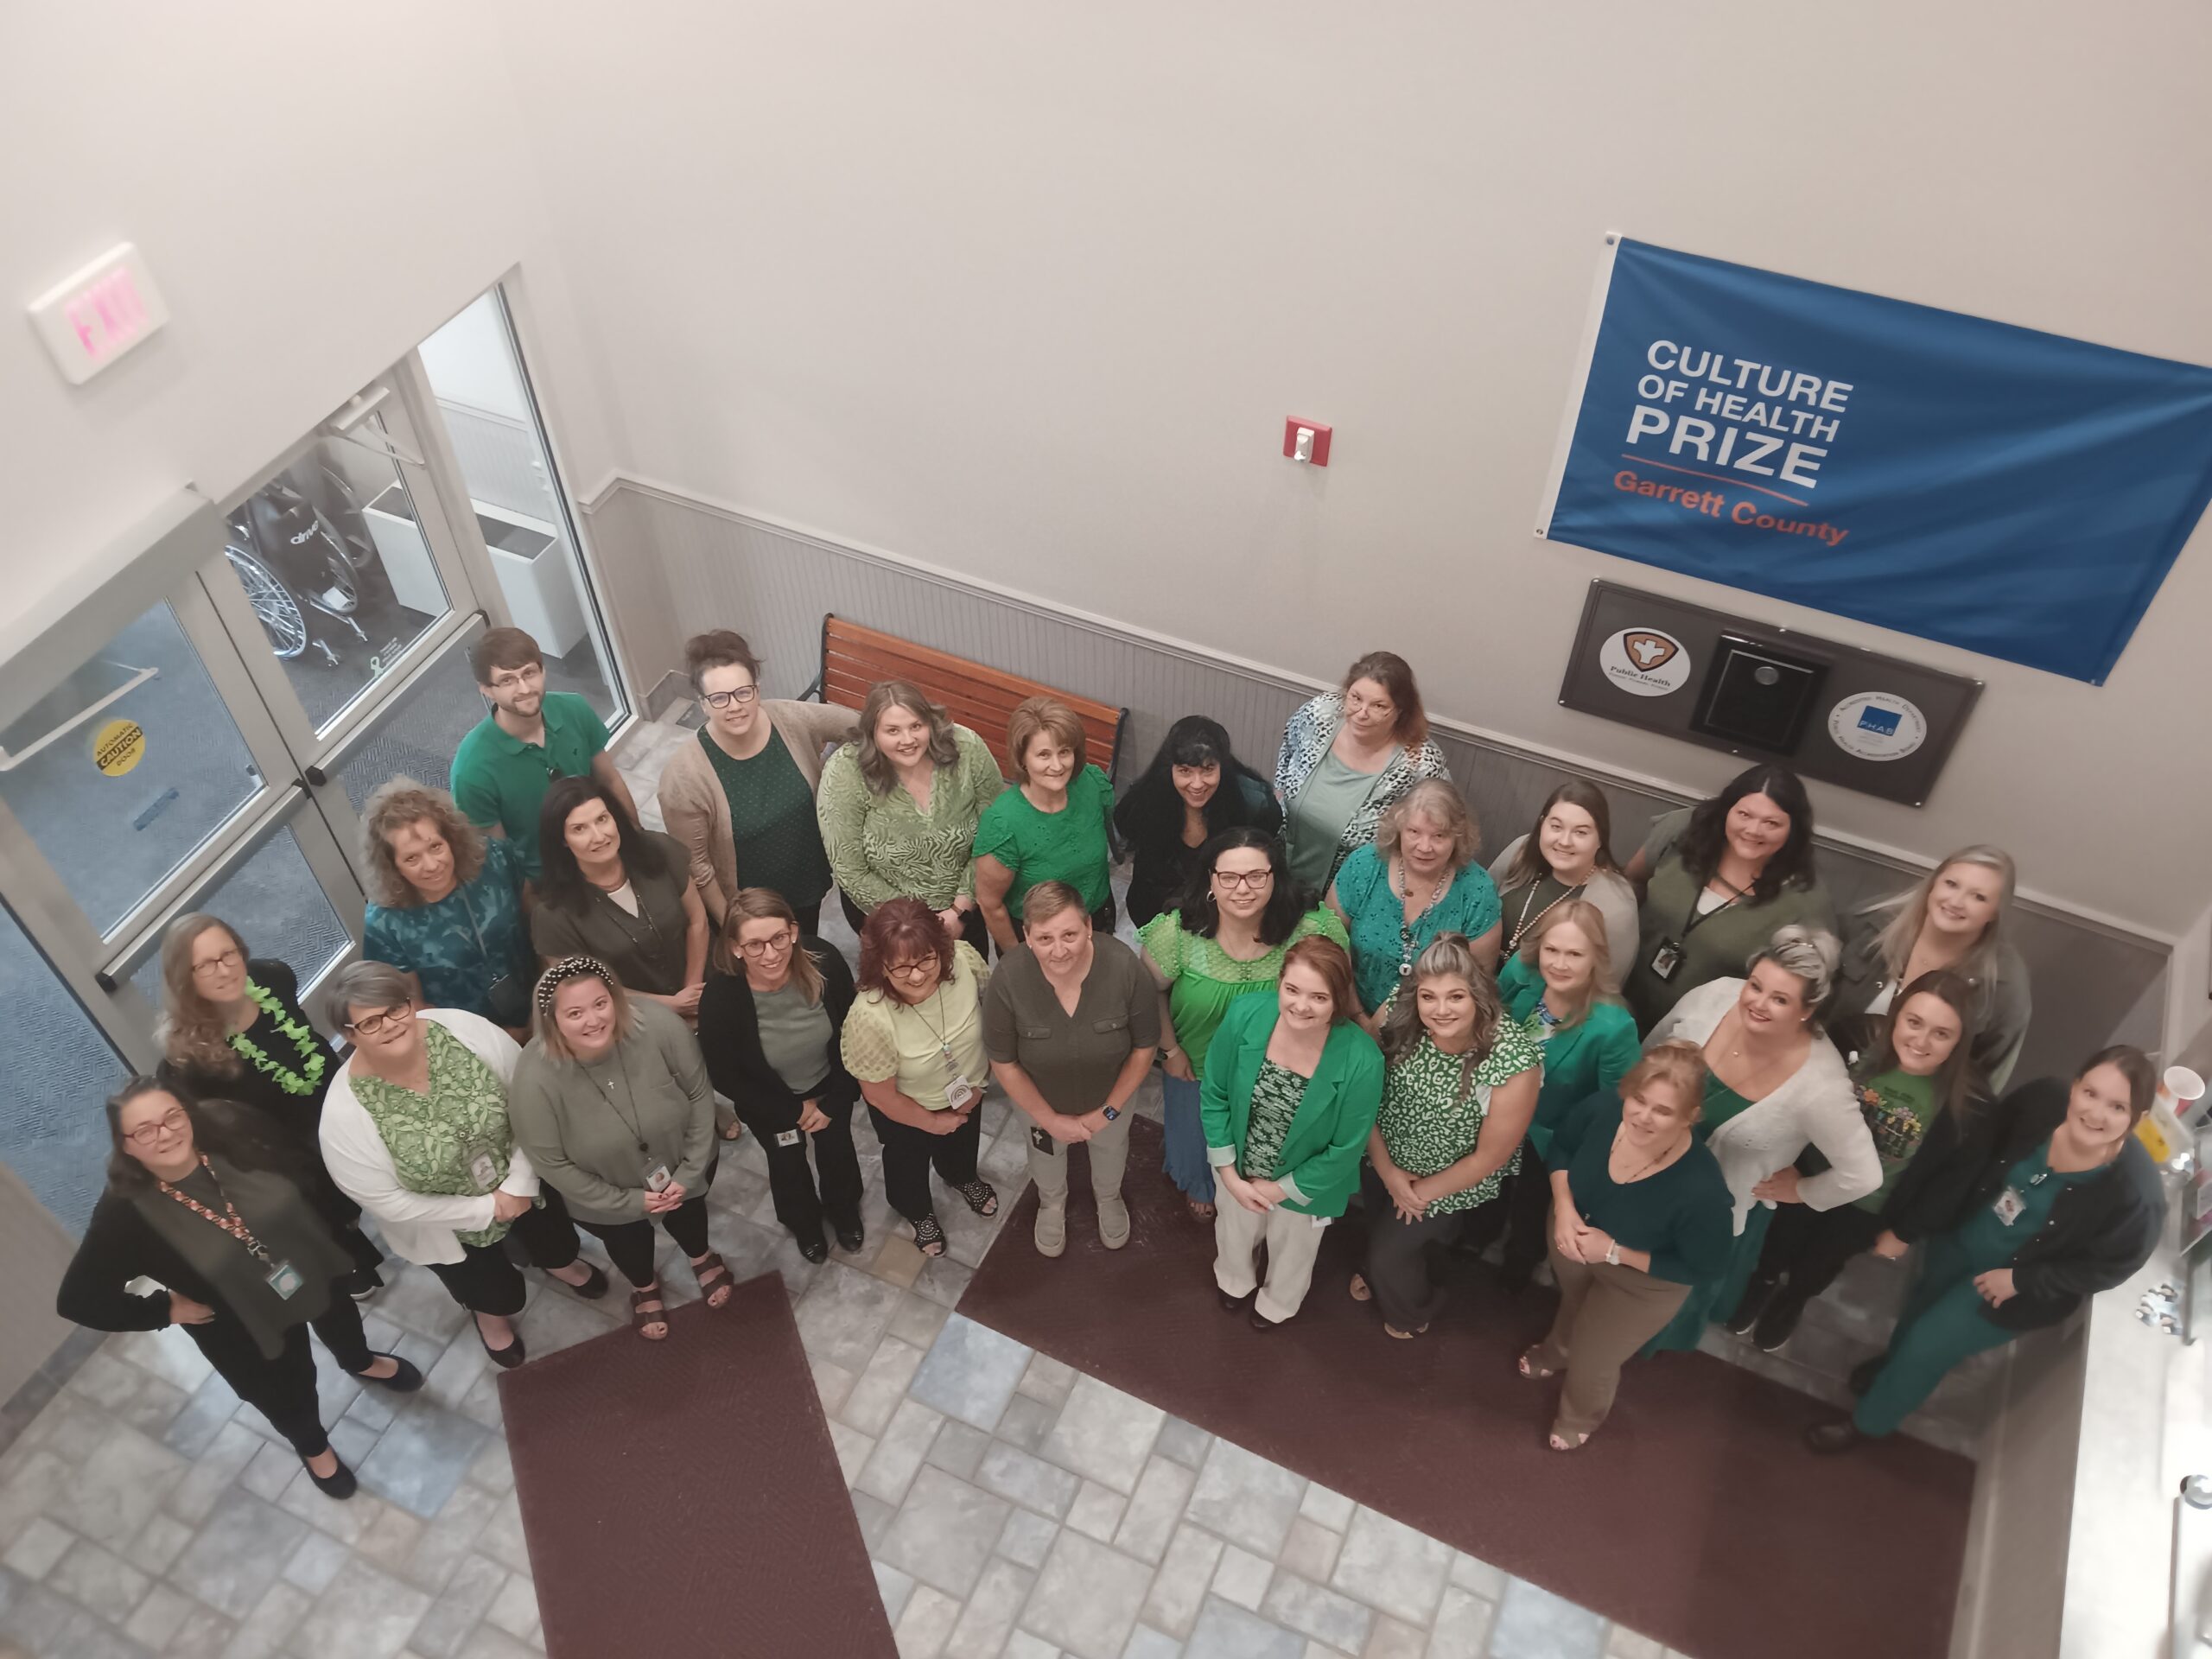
[{"x1": 655, "y1": 630, "x2": 860, "y2": 933}]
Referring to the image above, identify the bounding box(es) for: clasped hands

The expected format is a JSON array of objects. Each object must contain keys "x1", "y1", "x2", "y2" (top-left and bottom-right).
[
  {"x1": 1035, "y1": 1108, "x2": 1116, "y2": 1147},
  {"x1": 1217, "y1": 1168, "x2": 1287, "y2": 1214}
]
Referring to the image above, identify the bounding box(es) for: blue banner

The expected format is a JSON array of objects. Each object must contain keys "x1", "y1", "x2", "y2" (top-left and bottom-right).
[{"x1": 1543, "y1": 239, "x2": 2212, "y2": 684}]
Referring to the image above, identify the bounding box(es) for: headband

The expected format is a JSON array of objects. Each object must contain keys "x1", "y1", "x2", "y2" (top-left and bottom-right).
[{"x1": 535, "y1": 955, "x2": 616, "y2": 1017}]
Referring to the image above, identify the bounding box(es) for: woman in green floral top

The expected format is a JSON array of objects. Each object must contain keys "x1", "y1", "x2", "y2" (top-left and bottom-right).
[
  {"x1": 157, "y1": 913, "x2": 383, "y2": 1294},
  {"x1": 1353, "y1": 933, "x2": 1542, "y2": 1338},
  {"x1": 817, "y1": 680, "x2": 1005, "y2": 954},
  {"x1": 1141, "y1": 829, "x2": 1347, "y2": 1222}
]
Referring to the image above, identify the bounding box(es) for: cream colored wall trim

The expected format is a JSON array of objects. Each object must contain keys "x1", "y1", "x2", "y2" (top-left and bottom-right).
[{"x1": 577, "y1": 469, "x2": 2176, "y2": 961}]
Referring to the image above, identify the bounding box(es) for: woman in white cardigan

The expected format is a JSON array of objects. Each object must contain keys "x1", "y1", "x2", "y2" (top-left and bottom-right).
[
  {"x1": 1636, "y1": 925, "x2": 1878, "y2": 1353},
  {"x1": 317, "y1": 961, "x2": 607, "y2": 1370}
]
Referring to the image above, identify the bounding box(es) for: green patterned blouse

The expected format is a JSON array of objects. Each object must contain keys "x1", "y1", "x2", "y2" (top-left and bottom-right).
[
  {"x1": 1139, "y1": 906, "x2": 1348, "y2": 1079},
  {"x1": 350, "y1": 1022, "x2": 524, "y2": 1249},
  {"x1": 816, "y1": 725, "x2": 1006, "y2": 912},
  {"x1": 1375, "y1": 1023, "x2": 1545, "y2": 1217},
  {"x1": 1241, "y1": 1059, "x2": 1309, "y2": 1181}
]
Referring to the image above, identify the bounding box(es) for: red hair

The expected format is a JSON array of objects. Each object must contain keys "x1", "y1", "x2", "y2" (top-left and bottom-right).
[
  {"x1": 856, "y1": 896, "x2": 957, "y2": 995},
  {"x1": 1281, "y1": 937, "x2": 1357, "y2": 1026}
]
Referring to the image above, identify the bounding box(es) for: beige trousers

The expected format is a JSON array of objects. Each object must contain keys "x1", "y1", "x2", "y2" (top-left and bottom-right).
[
  {"x1": 1027, "y1": 1112, "x2": 1134, "y2": 1215},
  {"x1": 1532, "y1": 1242, "x2": 1691, "y2": 1438},
  {"x1": 1213, "y1": 1197, "x2": 1330, "y2": 1323}
]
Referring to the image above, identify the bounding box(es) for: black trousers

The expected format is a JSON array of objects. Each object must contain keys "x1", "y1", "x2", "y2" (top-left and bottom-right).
[
  {"x1": 425, "y1": 1189, "x2": 583, "y2": 1317},
  {"x1": 740, "y1": 1092, "x2": 864, "y2": 1241},
  {"x1": 868, "y1": 1102, "x2": 982, "y2": 1223},
  {"x1": 1495, "y1": 1144, "x2": 1554, "y2": 1287},
  {"x1": 1750, "y1": 1199, "x2": 1886, "y2": 1325},
  {"x1": 1360, "y1": 1165, "x2": 1466, "y2": 1331},
  {"x1": 188, "y1": 1286, "x2": 378, "y2": 1459},
  {"x1": 578, "y1": 1196, "x2": 713, "y2": 1287},
  {"x1": 840, "y1": 892, "x2": 992, "y2": 959}
]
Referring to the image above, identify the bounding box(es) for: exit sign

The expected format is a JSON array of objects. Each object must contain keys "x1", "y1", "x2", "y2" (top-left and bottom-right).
[{"x1": 29, "y1": 243, "x2": 168, "y2": 385}]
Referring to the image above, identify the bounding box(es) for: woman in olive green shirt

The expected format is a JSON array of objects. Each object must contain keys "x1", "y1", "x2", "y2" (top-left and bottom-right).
[
  {"x1": 817, "y1": 679, "x2": 1005, "y2": 954},
  {"x1": 532, "y1": 777, "x2": 711, "y2": 1027},
  {"x1": 1621, "y1": 765, "x2": 1834, "y2": 1032},
  {"x1": 508, "y1": 958, "x2": 724, "y2": 1341}
]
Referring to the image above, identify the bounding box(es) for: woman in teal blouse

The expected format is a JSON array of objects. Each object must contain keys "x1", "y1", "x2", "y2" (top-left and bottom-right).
[
  {"x1": 1328, "y1": 779, "x2": 1501, "y2": 1024},
  {"x1": 1490, "y1": 900, "x2": 1642, "y2": 1290},
  {"x1": 1201, "y1": 938, "x2": 1384, "y2": 1328},
  {"x1": 972, "y1": 696, "x2": 1116, "y2": 951}
]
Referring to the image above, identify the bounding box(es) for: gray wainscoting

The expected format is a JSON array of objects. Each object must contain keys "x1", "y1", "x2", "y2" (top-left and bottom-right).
[{"x1": 583, "y1": 477, "x2": 2167, "y2": 1082}]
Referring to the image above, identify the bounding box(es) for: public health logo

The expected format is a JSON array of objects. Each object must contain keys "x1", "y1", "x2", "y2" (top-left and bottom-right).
[
  {"x1": 1623, "y1": 632, "x2": 1677, "y2": 672},
  {"x1": 1598, "y1": 627, "x2": 1693, "y2": 697}
]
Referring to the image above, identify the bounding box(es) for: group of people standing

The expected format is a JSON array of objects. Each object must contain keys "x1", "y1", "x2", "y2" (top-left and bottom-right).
[{"x1": 56, "y1": 624, "x2": 2165, "y2": 1496}]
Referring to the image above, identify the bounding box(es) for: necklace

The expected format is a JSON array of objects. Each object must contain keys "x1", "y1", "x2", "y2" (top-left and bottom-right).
[
  {"x1": 1612, "y1": 1125, "x2": 1686, "y2": 1182},
  {"x1": 1504, "y1": 874, "x2": 1587, "y2": 954},
  {"x1": 586, "y1": 1044, "x2": 652, "y2": 1155},
  {"x1": 226, "y1": 982, "x2": 327, "y2": 1097},
  {"x1": 1394, "y1": 859, "x2": 1452, "y2": 982}
]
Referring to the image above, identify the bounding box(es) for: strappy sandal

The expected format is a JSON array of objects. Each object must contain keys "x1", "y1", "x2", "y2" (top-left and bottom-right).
[
  {"x1": 912, "y1": 1214, "x2": 948, "y2": 1257},
  {"x1": 1384, "y1": 1323, "x2": 1428, "y2": 1340},
  {"x1": 630, "y1": 1285, "x2": 670, "y2": 1341},
  {"x1": 956, "y1": 1179, "x2": 999, "y2": 1217},
  {"x1": 1348, "y1": 1274, "x2": 1372, "y2": 1303},
  {"x1": 690, "y1": 1251, "x2": 734, "y2": 1310},
  {"x1": 1548, "y1": 1428, "x2": 1591, "y2": 1452},
  {"x1": 1185, "y1": 1198, "x2": 1217, "y2": 1223},
  {"x1": 1517, "y1": 1346, "x2": 1561, "y2": 1381}
]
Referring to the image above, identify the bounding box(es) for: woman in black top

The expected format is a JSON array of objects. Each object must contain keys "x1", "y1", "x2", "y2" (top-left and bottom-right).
[
  {"x1": 696, "y1": 888, "x2": 864, "y2": 1263},
  {"x1": 156, "y1": 913, "x2": 383, "y2": 1293},
  {"x1": 57, "y1": 1082, "x2": 423, "y2": 1499},
  {"x1": 1808, "y1": 1045, "x2": 2167, "y2": 1451},
  {"x1": 1113, "y1": 716, "x2": 1283, "y2": 929}
]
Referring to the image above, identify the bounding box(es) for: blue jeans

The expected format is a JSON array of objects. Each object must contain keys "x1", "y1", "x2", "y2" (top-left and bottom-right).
[{"x1": 1161, "y1": 1072, "x2": 1218, "y2": 1204}]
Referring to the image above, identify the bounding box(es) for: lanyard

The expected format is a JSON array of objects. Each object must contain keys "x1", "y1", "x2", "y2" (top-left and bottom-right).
[
  {"x1": 1678, "y1": 880, "x2": 1746, "y2": 941},
  {"x1": 159, "y1": 1157, "x2": 272, "y2": 1263},
  {"x1": 912, "y1": 988, "x2": 963, "y2": 1076}
]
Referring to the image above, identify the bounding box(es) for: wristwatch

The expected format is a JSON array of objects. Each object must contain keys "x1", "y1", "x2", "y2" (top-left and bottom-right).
[
  {"x1": 1605, "y1": 1240, "x2": 1621, "y2": 1267},
  {"x1": 1102, "y1": 1106, "x2": 1121, "y2": 1122}
]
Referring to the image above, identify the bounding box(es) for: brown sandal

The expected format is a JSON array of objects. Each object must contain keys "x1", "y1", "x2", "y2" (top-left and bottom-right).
[
  {"x1": 690, "y1": 1251, "x2": 734, "y2": 1310},
  {"x1": 1185, "y1": 1198, "x2": 1217, "y2": 1223},
  {"x1": 1348, "y1": 1274, "x2": 1372, "y2": 1303},
  {"x1": 1517, "y1": 1346, "x2": 1560, "y2": 1381},
  {"x1": 631, "y1": 1285, "x2": 670, "y2": 1341}
]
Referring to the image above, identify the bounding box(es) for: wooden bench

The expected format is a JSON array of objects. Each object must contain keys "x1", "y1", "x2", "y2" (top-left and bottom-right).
[{"x1": 805, "y1": 613, "x2": 1131, "y2": 784}]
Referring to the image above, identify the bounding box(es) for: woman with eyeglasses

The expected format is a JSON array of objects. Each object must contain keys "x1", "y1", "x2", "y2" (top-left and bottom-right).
[
  {"x1": 1112, "y1": 715, "x2": 1282, "y2": 930},
  {"x1": 1275, "y1": 650, "x2": 1449, "y2": 898},
  {"x1": 532, "y1": 775, "x2": 710, "y2": 1033},
  {"x1": 817, "y1": 679, "x2": 1005, "y2": 950},
  {"x1": 696, "y1": 889, "x2": 866, "y2": 1263},
  {"x1": 59, "y1": 1083, "x2": 423, "y2": 1500},
  {"x1": 156, "y1": 913, "x2": 384, "y2": 1296},
  {"x1": 842, "y1": 897, "x2": 1001, "y2": 1257},
  {"x1": 1139, "y1": 829, "x2": 1346, "y2": 1223},
  {"x1": 509, "y1": 958, "x2": 725, "y2": 1342},
  {"x1": 656, "y1": 629, "x2": 858, "y2": 933},
  {"x1": 317, "y1": 961, "x2": 608, "y2": 1370}
]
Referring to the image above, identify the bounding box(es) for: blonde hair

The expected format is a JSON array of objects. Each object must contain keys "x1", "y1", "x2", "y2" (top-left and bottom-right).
[
  {"x1": 1007, "y1": 696, "x2": 1088, "y2": 782},
  {"x1": 1377, "y1": 932, "x2": 1504, "y2": 1102},
  {"x1": 1620, "y1": 1039, "x2": 1707, "y2": 1122},
  {"x1": 359, "y1": 778, "x2": 488, "y2": 908},
  {"x1": 1020, "y1": 880, "x2": 1088, "y2": 929},
  {"x1": 157, "y1": 913, "x2": 250, "y2": 1074},
  {"x1": 1747, "y1": 924, "x2": 1844, "y2": 1020},
  {"x1": 1374, "y1": 779, "x2": 1478, "y2": 872},
  {"x1": 1513, "y1": 899, "x2": 1618, "y2": 1028},
  {"x1": 715, "y1": 887, "x2": 826, "y2": 1004},
  {"x1": 1862, "y1": 845, "x2": 2017, "y2": 992},
  {"x1": 531, "y1": 959, "x2": 642, "y2": 1063}
]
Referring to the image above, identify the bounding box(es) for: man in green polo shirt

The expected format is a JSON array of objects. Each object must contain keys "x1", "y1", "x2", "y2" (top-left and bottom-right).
[{"x1": 450, "y1": 627, "x2": 639, "y2": 878}]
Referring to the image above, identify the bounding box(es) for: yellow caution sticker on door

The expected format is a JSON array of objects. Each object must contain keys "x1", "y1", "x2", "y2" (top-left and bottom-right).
[{"x1": 92, "y1": 718, "x2": 146, "y2": 777}]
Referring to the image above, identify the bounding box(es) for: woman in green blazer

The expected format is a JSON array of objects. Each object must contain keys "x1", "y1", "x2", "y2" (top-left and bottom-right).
[
  {"x1": 1491, "y1": 901, "x2": 1641, "y2": 1290},
  {"x1": 1202, "y1": 936, "x2": 1384, "y2": 1328}
]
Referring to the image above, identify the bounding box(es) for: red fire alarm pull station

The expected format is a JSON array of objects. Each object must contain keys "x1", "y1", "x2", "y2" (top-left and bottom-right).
[{"x1": 1283, "y1": 418, "x2": 1332, "y2": 467}]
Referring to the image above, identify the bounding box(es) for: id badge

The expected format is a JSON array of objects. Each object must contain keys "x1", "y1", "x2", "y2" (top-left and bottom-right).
[
  {"x1": 467, "y1": 1149, "x2": 500, "y2": 1190},
  {"x1": 644, "y1": 1164, "x2": 673, "y2": 1193},
  {"x1": 1648, "y1": 938, "x2": 1684, "y2": 982},
  {"x1": 944, "y1": 1076, "x2": 982, "y2": 1112},
  {"x1": 264, "y1": 1261, "x2": 304, "y2": 1300},
  {"x1": 1993, "y1": 1185, "x2": 2026, "y2": 1226},
  {"x1": 776, "y1": 1129, "x2": 802, "y2": 1148}
]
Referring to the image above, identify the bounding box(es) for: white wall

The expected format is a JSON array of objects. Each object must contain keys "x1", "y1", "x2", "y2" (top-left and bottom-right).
[
  {"x1": 497, "y1": 0, "x2": 2212, "y2": 937},
  {"x1": 0, "y1": 2, "x2": 620, "y2": 630}
]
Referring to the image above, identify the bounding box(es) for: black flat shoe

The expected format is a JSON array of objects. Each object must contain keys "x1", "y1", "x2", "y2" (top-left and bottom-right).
[
  {"x1": 358, "y1": 1355, "x2": 424, "y2": 1393},
  {"x1": 1725, "y1": 1275, "x2": 1780, "y2": 1337},
  {"x1": 477, "y1": 1320, "x2": 527, "y2": 1371},
  {"x1": 1847, "y1": 1355, "x2": 1885, "y2": 1397},
  {"x1": 1247, "y1": 1306, "x2": 1284, "y2": 1332},
  {"x1": 796, "y1": 1233, "x2": 830, "y2": 1264},
  {"x1": 1217, "y1": 1288, "x2": 1249, "y2": 1314},
  {"x1": 1805, "y1": 1420, "x2": 1865, "y2": 1454},
  {"x1": 1752, "y1": 1305, "x2": 1802, "y2": 1354},
  {"x1": 303, "y1": 1454, "x2": 358, "y2": 1499},
  {"x1": 832, "y1": 1219, "x2": 865, "y2": 1253},
  {"x1": 556, "y1": 1262, "x2": 610, "y2": 1300}
]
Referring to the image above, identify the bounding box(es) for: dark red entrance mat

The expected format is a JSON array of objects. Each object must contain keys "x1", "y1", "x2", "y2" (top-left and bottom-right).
[
  {"x1": 499, "y1": 1273, "x2": 895, "y2": 1659},
  {"x1": 957, "y1": 1118, "x2": 1972, "y2": 1659}
]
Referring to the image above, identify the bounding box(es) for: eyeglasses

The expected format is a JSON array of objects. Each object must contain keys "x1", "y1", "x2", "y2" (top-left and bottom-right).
[
  {"x1": 1212, "y1": 870, "x2": 1273, "y2": 891},
  {"x1": 345, "y1": 1005, "x2": 411, "y2": 1039},
  {"x1": 738, "y1": 931, "x2": 796, "y2": 958},
  {"x1": 191, "y1": 949, "x2": 244, "y2": 978},
  {"x1": 886, "y1": 958, "x2": 938, "y2": 982},
  {"x1": 124, "y1": 1109, "x2": 188, "y2": 1147},
  {"x1": 702, "y1": 686, "x2": 760, "y2": 709},
  {"x1": 487, "y1": 664, "x2": 544, "y2": 691}
]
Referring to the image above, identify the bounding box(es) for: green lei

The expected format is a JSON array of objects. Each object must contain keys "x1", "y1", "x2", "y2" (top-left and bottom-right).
[{"x1": 226, "y1": 980, "x2": 328, "y2": 1097}]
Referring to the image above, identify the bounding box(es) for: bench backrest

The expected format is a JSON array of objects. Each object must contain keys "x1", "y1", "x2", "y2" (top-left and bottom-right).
[{"x1": 814, "y1": 613, "x2": 1129, "y2": 784}]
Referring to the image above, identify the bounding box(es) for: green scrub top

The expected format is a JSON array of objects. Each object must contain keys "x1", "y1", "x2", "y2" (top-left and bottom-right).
[{"x1": 1950, "y1": 1141, "x2": 2100, "y2": 1273}]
